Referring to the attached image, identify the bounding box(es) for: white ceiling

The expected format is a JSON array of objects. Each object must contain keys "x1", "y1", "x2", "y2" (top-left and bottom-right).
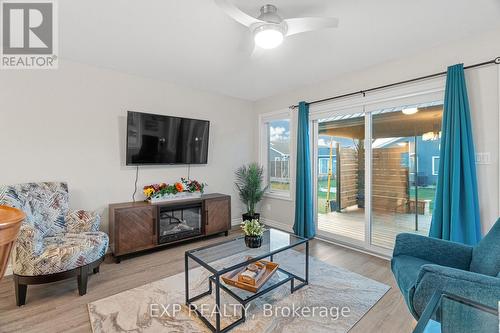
[{"x1": 60, "y1": 0, "x2": 500, "y2": 101}]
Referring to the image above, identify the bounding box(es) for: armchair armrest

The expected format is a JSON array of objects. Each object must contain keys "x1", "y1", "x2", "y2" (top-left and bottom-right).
[
  {"x1": 11, "y1": 223, "x2": 43, "y2": 260},
  {"x1": 412, "y1": 264, "x2": 500, "y2": 317},
  {"x1": 65, "y1": 210, "x2": 101, "y2": 233},
  {"x1": 10, "y1": 223, "x2": 44, "y2": 275},
  {"x1": 393, "y1": 233, "x2": 473, "y2": 270}
]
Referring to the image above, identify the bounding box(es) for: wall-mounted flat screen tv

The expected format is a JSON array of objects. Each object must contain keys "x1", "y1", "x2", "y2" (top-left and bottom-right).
[{"x1": 126, "y1": 111, "x2": 209, "y2": 165}]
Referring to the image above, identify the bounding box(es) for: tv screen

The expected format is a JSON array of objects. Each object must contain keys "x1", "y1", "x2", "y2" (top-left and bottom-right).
[{"x1": 126, "y1": 111, "x2": 209, "y2": 165}]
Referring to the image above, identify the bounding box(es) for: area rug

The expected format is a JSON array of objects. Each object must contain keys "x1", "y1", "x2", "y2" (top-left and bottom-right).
[{"x1": 88, "y1": 251, "x2": 389, "y2": 333}]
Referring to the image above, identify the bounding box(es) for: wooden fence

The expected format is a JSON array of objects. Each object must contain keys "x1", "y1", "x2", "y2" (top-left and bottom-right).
[
  {"x1": 338, "y1": 147, "x2": 360, "y2": 210},
  {"x1": 336, "y1": 145, "x2": 409, "y2": 213},
  {"x1": 372, "y1": 146, "x2": 409, "y2": 213}
]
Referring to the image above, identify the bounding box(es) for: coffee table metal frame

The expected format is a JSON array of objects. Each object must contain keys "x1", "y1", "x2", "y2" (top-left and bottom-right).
[{"x1": 185, "y1": 233, "x2": 309, "y2": 333}]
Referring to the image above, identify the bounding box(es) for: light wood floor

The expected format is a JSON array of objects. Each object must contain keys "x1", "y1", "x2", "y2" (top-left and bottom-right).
[
  {"x1": 0, "y1": 229, "x2": 415, "y2": 333},
  {"x1": 319, "y1": 206, "x2": 431, "y2": 249}
]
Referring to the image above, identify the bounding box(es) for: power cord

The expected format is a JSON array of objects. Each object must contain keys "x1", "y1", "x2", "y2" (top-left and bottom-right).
[
  {"x1": 187, "y1": 164, "x2": 191, "y2": 180},
  {"x1": 132, "y1": 165, "x2": 139, "y2": 202}
]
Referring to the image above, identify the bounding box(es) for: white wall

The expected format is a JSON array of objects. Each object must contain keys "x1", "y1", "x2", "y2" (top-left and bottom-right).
[
  {"x1": 254, "y1": 29, "x2": 500, "y2": 235},
  {"x1": 1, "y1": 29, "x2": 498, "y2": 243},
  {"x1": 0, "y1": 60, "x2": 254, "y2": 233}
]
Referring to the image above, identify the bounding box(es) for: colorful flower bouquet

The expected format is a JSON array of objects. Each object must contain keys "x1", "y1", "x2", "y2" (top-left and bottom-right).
[{"x1": 143, "y1": 178, "x2": 206, "y2": 203}]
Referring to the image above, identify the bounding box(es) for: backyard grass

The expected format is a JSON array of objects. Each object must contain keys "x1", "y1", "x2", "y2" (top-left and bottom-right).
[
  {"x1": 316, "y1": 180, "x2": 436, "y2": 215},
  {"x1": 409, "y1": 186, "x2": 436, "y2": 213},
  {"x1": 270, "y1": 182, "x2": 290, "y2": 191},
  {"x1": 274, "y1": 179, "x2": 436, "y2": 215},
  {"x1": 317, "y1": 179, "x2": 336, "y2": 214}
]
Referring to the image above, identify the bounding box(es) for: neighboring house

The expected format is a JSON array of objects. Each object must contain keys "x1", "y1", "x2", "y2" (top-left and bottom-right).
[
  {"x1": 270, "y1": 138, "x2": 338, "y2": 182},
  {"x1": 269, "y1": 141, "x2": 290, "y2": 182},
  {"x1": 318, "y1": 146, "x2": 334, "y2": 179},
  {"x1": 272, "y1": 135, "x2": 440, "y2": 187},
  {"x1": 318, "y1": 136, "x2": 358, "y2": 180},
  {"x1": 373, "y1": 136, "x2": 440, "y2": 186}
]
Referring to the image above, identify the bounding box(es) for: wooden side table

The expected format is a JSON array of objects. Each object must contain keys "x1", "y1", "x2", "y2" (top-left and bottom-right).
[{"x1": 0, "y1": 206, "x2": 25, "y2": 280}]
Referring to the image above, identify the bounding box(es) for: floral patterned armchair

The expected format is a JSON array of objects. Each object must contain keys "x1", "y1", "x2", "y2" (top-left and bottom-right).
[{"x1": 0, "y1": 182, "x2": 109, "y2": 306}]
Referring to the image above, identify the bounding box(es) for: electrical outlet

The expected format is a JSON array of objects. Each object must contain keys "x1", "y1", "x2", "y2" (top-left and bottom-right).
[
  {"x1": 266, "y1": 204, "x2": 271, "y2": 211},
  {"x1": 475, "y1": 152, "x2": 491, "y2": 165}
]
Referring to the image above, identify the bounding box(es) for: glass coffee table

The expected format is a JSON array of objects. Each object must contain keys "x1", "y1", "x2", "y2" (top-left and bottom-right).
[{"x1": 185, "y1": 228, "x2": 309, "y2": 333}]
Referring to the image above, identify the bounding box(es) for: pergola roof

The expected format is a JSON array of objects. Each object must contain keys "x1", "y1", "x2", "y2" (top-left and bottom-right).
[{"x1": 319, "y1": 102, "x2": 443, "y2": 140}]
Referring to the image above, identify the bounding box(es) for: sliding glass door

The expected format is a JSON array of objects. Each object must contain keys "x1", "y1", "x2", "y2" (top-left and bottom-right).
[
  {"x1": 315, "y1": 101, "x2": 443, "y2": 252},
  {"x1": 371, "y1": 104, "x2": 443, "y2": 249},
  {"x1": 316, "y1": 112, "x2": 366, "y2": 245}
]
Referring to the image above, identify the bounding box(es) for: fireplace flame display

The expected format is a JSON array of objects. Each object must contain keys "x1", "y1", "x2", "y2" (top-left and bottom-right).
[{"x1": 158, "y1": 204, "x2": 202, "y2": 244}]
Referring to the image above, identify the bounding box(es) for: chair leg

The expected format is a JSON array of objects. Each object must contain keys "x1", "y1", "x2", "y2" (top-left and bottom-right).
[
  {"x1": 93, "y1": 265, "x2": 100, "y2": 274},
  {"x1": 77, "y1": 265, "x2": 89, "y2": 296},
  {"x1": 14, "y1": 276, "x2": 27, "y2": 306}
]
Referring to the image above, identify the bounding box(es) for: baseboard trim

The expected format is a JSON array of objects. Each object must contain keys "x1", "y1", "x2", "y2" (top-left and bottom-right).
[
  {"x1": 261, "y1": 218, "x2": 294, "y2": 233},
  {"x1": 315, "y1": 236, "x2": 391, "y2": 261},
  {"x1": 231, "y1": 218, "x2": 242, "y2": 227}
]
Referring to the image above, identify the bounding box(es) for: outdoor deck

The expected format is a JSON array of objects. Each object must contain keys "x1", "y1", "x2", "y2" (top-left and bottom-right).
[{"x1": 318, "y1": 206, "x2": 431, "y2": 249}]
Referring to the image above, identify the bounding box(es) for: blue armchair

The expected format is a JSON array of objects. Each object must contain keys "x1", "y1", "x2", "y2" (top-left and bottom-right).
[{"x1": 391, "y1": 218, "x2": 500, "y2": 320}]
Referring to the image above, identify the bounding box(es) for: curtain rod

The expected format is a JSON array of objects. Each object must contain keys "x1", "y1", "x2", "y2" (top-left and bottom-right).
[{"x1": 290, "y1": 56, "x2": 500, "y2": 109}]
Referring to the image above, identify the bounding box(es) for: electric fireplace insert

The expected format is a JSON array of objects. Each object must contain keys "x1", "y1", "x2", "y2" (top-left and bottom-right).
[{"x1": 157, "y1": 203, "x2": 202, "y2": 244}]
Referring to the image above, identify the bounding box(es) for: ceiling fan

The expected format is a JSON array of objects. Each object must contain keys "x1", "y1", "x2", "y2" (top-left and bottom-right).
[{"x1": 215, "y1": 0, "x2": 339, "y2": 50}]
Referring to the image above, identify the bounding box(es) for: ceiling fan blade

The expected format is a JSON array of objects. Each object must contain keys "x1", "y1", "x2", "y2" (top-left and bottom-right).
[
  {"x1": 284, "y1": 17, "x2": 339, "y2": 36},
  {"x1": 214, "y1": 0, "x2": 263, "y2": 27}
]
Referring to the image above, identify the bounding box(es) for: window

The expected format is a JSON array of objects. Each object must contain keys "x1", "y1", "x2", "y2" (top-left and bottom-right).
[
  {"x1": 319, "y1": 158, "x2": 329, "y2": 175},
  {"x1": 260, "y1": 111, "x2": 292, "y2": 198},
  {"x1": 432, "y1": 156, "x2": 440, "y2": 176},
  {"x1": 268, "y1": 119, "x2": 290, "y2": 192}
]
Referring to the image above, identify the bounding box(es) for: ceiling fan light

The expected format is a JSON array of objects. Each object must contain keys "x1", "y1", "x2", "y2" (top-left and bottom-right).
[
  {"x1": 253, "y1": 25, "x2": 284, "y2": 49},
  {"x1": 402, "y1": 107, "x2": 418, "y2": 115}
]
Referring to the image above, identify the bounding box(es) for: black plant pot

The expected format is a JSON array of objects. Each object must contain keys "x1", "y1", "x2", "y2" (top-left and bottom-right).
[
  {"x1": 245, "y1": 235, "x2": 263, "y2": 248},
  {"x1": 242, "y1": 213, "x2": 260, "y2": 222}
]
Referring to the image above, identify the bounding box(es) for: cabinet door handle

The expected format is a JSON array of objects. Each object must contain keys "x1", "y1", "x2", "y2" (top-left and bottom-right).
[{"x1": 205, "y1": 210, "x2": 209, "y2": 225}]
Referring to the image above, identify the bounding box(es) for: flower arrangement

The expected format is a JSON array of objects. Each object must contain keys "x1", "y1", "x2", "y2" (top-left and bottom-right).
[
  {"x1": 182, "y1": 178, "x2": 205, "y2": 193},
  {"x1": 143, "y1": 178, "x2": 206, "y2": 201}
]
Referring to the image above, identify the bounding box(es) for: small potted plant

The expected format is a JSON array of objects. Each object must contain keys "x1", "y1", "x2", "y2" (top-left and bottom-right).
[
  {"x1": 241, "y1": 219, "x2": 265, "y2": 248},
  {"x1": 234, "y1": 163, "x2": 268, "y2": 221}
]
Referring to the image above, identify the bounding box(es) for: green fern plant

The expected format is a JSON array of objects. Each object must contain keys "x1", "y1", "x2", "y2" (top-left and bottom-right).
[{"x1": 234, "y1": 163, "x2": 268, "y2": 217}]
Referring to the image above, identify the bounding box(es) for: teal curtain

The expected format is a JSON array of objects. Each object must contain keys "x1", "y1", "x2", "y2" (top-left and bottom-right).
[
  {"x1": 293, "y1": 101, "x2": 315, "y2": 238},
  {"x1": 429, "y1": 64, "x2": 481, "y2": 245}
]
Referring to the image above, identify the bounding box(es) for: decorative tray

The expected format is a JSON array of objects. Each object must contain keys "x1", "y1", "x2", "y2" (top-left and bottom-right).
[{"x1": 221, "y1": 258, "x2": 279, "y2": 293}]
